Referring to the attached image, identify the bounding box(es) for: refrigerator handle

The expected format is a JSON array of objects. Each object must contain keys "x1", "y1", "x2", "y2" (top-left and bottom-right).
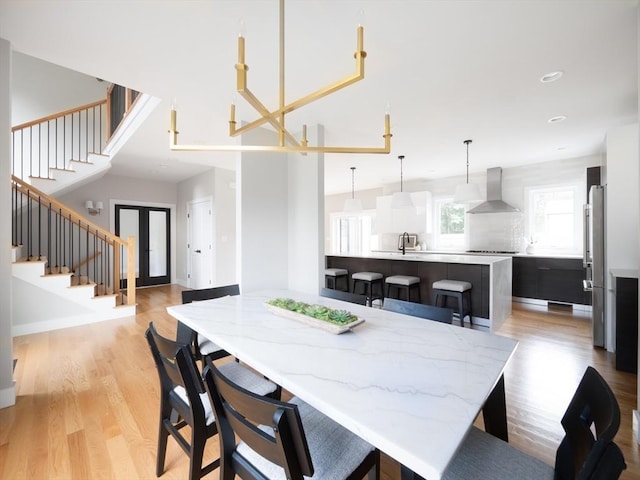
[{"x1": 583, "y1": 203, "x2": 590, "y2": 268}]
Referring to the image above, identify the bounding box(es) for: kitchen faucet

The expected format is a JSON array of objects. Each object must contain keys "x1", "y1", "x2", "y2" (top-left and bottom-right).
[{"x1": 401, "y1": 232, "x2": 409, "y2": 255}]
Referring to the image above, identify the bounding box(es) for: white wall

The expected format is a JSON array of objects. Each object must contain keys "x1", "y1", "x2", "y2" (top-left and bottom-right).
[
  {"x1": 324, "y1": 155, "x2": 602, "y2": 253},
  {"x1": 606, "y1": 124, "x2": 640, "y2": 353},
  {"x1": 288, "y1": 125, "x2": 324, "y2": 294},
  {"x1": 177, "y1": 166, "x2": 237, "y2": 287},
  {"x1": 214, "y1": 167, "x2": 237, "y2": 286},
  {"x1": 0, "y1": 37, "x2": 15, "y2": 408},
  {"x1": 11, "y1": 52, "x2": 106, "y2": 125}
]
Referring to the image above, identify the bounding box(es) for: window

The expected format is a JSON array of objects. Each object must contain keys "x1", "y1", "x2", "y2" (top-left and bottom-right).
[
  {"x1": 526, "y1": 184, "x2": 582, "y2": 253},
  {"x1": 330, "y1": 212, "x2": 376, "y2": 255},
  {"x1": 433, "y1": 198, "x2": 466, "y2": 250}
]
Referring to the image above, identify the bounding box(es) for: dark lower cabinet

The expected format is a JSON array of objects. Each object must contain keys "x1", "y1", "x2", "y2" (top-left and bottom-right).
[
  {"x1": 614, "y1": 276, "x2": 638, "y2": 373},
  {"x1": 513, "y1": 256, "x2": 590, "y2": 305}
]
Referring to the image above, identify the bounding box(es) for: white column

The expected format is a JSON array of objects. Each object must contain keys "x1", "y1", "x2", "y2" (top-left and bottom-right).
[
  {"x1": 0, "y1": 37, "x2": 16, "y2": 408},
  {"x1": 236, "y1": 125, "x2": 324, "y2": 295},
  {"x1": 287, "y1": 125, "x2": 324, "y2": 294}
]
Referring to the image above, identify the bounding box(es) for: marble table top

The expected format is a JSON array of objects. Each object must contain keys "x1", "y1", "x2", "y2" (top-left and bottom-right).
[{"x1": 167, "y1": 289, "x2": 518, "y2": 480}]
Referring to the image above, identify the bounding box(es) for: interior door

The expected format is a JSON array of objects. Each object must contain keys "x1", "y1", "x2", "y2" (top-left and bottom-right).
[
  {"x1": 187, "y1": 198, "x2": 214, "y2": 288},
  {"x1": 115, "y1": 205, "x2": 171, "y2": 287}
]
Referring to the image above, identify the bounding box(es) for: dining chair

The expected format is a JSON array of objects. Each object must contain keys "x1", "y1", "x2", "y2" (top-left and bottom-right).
[
  {"x1": 145, "y1": 322, "x2": 220, "y2": 480},
  {"x1": 201, "y1": 355, "x2": 380, "y2": 480},
  {"x1": 178, "y1": 284, "x2": 241, "y2": 361},
  {"x1": 320, "y1": 287, "x2": 367, "y2": 305},
  {"x1": 382, "y1": 297, "x2": 453, "y2": 324},
  {"x1": 437, "y1": 366, "x2": 627, "y2": 480}
]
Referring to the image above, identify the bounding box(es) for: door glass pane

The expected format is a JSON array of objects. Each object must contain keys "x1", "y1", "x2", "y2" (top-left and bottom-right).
[
  {"x1": 149, "y1": 210, "x2": 167, "y2": 277},
  {"x1": 119, "y1": 209, "x2": 140, "y2": 277}
]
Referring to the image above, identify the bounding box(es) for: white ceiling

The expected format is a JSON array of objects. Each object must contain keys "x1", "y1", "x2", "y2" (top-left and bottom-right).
[{"x1": 1, "y1": 0, "x2": 637, "y2": 195}]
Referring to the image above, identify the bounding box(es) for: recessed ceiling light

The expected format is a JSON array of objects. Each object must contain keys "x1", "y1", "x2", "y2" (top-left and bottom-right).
[
  {"x1": 548, "y1": 115, "x2": 567, "y2": 123},
  {"x1": 541, "y1": 71, "x2": 564, "y2": 83}
]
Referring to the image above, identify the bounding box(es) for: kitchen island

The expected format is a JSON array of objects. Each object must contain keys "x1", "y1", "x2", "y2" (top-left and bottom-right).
[{"x1": 326, "y1": 252, "x2": 512, "y2": 331}]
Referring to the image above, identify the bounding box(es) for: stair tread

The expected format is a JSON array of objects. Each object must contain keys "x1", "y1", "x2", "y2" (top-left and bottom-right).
[
  {"x1": 49, "y1": 167, "x2": 75, "y2": 172},
  {"x1": 28, "y1": 175, "x2": 55, "y2": 180}
]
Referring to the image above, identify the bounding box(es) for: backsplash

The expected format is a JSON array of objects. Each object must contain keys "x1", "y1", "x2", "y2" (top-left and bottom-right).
[{"x1": 467, "y1": 212, "x2": 524, "y2": 252}]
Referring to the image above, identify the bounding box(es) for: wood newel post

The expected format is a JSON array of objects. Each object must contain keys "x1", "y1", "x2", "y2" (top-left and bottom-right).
[
  {"x1": 126, "y1": 235, "x2": 136, "y2": 306},
  {"x1": 113, "y1": 241, "x2": 121, "y2": 296}
]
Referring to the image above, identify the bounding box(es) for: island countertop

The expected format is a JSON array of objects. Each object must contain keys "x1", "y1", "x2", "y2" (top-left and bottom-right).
[
  {"x1": 332, "y1": 251, "x2": 512, "y2": 265},
  {"x1": 326, "y1": 253, "x2": 512, "y2": 332}
]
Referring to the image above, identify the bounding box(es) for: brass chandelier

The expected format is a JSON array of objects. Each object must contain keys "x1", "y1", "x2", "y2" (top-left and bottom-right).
[{"x1": 169, "y1": 0, "x2": 391, "y2": 154}]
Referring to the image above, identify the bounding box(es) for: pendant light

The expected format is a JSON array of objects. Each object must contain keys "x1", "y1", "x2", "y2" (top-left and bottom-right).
[
  {"x1": 343, "y1": 167, "x2": 363, "y2": 213},
  {"x1": 391, "y1": 155, "x2": 414, "y2": 209},
  {"x1": 453, "y1": 139, "x2": 482, "y2": 203}
]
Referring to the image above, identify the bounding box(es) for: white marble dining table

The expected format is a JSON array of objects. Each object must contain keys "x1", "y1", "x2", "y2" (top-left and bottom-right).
[{"x1": 166, "y1": 289, "x2": 518, "y2": 480}]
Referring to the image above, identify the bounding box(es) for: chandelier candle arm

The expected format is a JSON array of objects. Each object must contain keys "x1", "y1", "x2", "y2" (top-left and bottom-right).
[{"x1": 169, "y1": 0, "x2": 391, "y2": 154}]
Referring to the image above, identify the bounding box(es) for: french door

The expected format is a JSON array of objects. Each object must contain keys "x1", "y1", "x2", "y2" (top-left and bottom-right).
[{"x1": 115, "y1": 205, "x2": 171, "y2": 287}]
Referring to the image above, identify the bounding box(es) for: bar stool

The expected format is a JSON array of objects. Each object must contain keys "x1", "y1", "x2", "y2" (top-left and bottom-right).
[
  {"x1": 385, "y1": 275, "x2": 421, "y2": 303},
  {"x1": 432, "y1": 280, "x2": 472, "y2": 327},
  {"x1": 324, "y1": 268, "x2": 349, "y2": 291},
  {"x1": 352, "y1": 271, "x2": 384, "y2": 307}
]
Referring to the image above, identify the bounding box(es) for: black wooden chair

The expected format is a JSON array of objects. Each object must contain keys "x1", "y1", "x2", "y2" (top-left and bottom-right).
[
  {"x1": 437, "y1": 366, "x2": 627, "y2": 480},
  {"x1": 145, "y1": 322, "x2": 220, "y2": 480},
  {"x1": 320, "y1": 287, "x2": 367, "y2": 306},
  {"x1": 201, "y1": 355, "x2": 380, "y2": 480},
  {"x1": 382, "y1": 297, "x2": 453, "y2": 324},
  {"x1": 178, "y1": 284, "x2": 241, "y2": 361}
]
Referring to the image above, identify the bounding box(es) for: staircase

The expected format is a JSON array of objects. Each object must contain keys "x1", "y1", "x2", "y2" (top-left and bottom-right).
[{"x1": 9, "y1": 86, "x2": 158, "y2": 336}]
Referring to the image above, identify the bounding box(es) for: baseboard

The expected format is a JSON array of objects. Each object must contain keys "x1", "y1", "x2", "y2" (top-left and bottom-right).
[
  {"x1": 12, "y1": 307, "x2": 136, "y2": 337},
  {"x1": 0, "y1": 383, "x2": 16, "y2": 409},
  {"x1": 634, "y1": 410, "x2": 640, "y2": 444}
]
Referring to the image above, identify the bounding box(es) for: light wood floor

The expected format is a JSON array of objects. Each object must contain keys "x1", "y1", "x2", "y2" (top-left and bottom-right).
[{"x1": 1, "y1": 285, "x2": 638, "y2": 479}]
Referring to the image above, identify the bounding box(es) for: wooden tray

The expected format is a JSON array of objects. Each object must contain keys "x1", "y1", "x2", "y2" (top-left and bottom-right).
[{"x1": 265, "y1": 303, "x2": 365, "y2": 334}]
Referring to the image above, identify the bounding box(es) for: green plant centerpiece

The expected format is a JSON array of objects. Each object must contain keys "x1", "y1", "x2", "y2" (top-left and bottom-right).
[{"x1": 266, "y1": 297, "x2": 363, "y2": 333}]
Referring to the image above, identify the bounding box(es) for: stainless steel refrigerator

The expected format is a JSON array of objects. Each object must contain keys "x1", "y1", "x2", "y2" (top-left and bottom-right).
[{"x1": 583, "y1": 185, "x2": 605, "y2": 347}]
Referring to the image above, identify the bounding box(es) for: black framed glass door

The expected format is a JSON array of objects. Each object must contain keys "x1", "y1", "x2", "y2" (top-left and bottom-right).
[{"x1": 115, "y1": 205, "x2": 170, "y2": 287}]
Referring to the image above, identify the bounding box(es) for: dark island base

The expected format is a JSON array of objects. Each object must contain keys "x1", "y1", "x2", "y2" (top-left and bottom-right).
[{"x1": 326, "y1": 255, "x2": 490, "y2": 319}]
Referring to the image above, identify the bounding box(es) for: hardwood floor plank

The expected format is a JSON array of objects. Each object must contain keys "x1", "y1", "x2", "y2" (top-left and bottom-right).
[{"x1": 1, "y1": 285, "x2": 638, "y2": 479}]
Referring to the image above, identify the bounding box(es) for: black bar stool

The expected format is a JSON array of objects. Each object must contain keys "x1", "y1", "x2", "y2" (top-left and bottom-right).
[
  {"x1": 352, "y1": 271, "x2": 384, "y2": 307},
  {"x1": 324, "y1": 268, "x2": 349, "y2": 291},
  {"x1": 385, "y1": 275, "x2": 421, "y2": 302},
  {"x1": 432, "y1": 279, "x2": 472, "y2": 327}
]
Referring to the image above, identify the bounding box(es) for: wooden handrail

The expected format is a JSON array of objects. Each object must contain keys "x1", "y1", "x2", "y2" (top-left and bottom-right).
[
  {"x1": 72, "y1": 251, "x2": 103, "y2": 272},
  {"x1": 11, "y1": 175, "x2": 125, "y2": 247},
  {"x1": 11, "y1": 99, "x2": 107, "y2": 132}
]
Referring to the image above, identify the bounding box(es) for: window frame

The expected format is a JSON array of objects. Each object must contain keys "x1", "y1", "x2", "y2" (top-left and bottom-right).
[
  {"x1": 524, "y1": 182, "x2": 583, "y2": 255},
  {"x1": 432, "y1": 196, "x2": 467, "y2": 251}
]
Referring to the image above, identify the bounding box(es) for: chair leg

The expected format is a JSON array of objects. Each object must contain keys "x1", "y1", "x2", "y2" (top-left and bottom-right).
[
  {"x1": 156, "y1": 416, "x2": 170, "y2": 476},
  {"x1": 190, "y1": 427, "x2": 207, "y2": 480}
]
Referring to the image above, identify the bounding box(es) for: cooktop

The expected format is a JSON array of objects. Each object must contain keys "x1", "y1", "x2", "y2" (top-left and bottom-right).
[{"x1": 466, "y1": 249, "x2": 518, "y2": 254}]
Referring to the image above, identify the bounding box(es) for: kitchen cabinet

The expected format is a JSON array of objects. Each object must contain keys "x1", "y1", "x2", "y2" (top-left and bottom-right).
[
  {"x1": 512, "y1": 256, "x2": 590, "y2": 305},
  {"x1": 612, "y1": 273, "x2": 638, "y2": 373}
]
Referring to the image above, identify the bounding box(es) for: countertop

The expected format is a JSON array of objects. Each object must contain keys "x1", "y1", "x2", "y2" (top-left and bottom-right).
[
  {"x1": 610, "y1": 268, "x2": 640, "y2": 278},
  {"x1": 369, "y1": 249, "x2": 582, "y2": 260},
  {"x1": 328, "y1": 251, "x2": 511, "y2": 266}
]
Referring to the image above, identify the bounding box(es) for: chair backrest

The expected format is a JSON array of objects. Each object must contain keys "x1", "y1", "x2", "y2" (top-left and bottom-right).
[
  {"x1": 382, "y1": 298, "x2": 453, "y2": 324},
  {"x1": 554, "y1": 366, "x2": 626, "y2": 479},
  {"x1": 319, "y1": 287, "x2": 367, "y2": 305},
  {"x1": 177, "y1": 284, "x2": 241, "y2": 345},
  {"x1": 202, "y1": 356, "x2": 314, "y2": 480},
  {"x1": 182, "y1": 284, "x2": 241, "y2": 304},
  {"x1": 146, "y1": 322, "x2": 206, "y2": 425}
]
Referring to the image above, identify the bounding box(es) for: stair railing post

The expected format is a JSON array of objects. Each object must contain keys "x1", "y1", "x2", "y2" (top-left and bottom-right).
[{"x1": 126, "y1": 236, "x2": 136, "y2": 306}]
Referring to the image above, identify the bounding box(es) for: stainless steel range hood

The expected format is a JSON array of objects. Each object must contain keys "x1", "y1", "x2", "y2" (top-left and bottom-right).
[{"x1": 467, "y1": 167, "x2": 519, "y2": 214}]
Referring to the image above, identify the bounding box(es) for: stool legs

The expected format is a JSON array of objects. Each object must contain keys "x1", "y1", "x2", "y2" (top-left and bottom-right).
[
  {"x1": 354, "y1": 279, "x2": 383, "y2": 307},
  {"x1": 433, "y1": 289, "x2": 471, "y2": 327}
]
